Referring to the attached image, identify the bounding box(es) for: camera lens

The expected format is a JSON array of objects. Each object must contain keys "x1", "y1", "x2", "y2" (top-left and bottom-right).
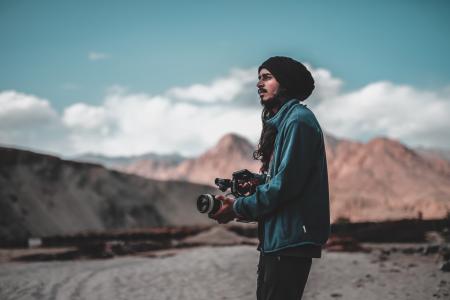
[
  {"x1": 197, "y1": 194, "x2": 221, "y2": 215},
  {"x1": 197, "y1": 194, "x2": 214, "y2": 213}
]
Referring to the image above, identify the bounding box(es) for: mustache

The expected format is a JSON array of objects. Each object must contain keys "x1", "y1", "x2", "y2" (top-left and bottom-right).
[{"x1": 258, "y1": 88, "x2": 267, "y2": 93}]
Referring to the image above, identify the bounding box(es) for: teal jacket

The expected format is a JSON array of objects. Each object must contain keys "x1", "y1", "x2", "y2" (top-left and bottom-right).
[{"x1": 233, "y1": 99, "x2": 330, "y2": 253}]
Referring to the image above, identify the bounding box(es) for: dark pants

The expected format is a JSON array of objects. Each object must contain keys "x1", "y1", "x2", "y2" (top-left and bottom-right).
[{"x1": 256, "y1": 253, "x2": 312, "y2": 300}]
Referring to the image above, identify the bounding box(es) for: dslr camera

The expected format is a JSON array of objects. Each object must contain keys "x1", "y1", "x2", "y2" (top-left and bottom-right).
[{"x1": 196, "y1": 169, "x2": 263, "y2": 218}]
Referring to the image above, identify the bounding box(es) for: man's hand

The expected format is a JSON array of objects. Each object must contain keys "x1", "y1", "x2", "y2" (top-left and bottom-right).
[{"x1": 210, "y1": 195, "x2": 237, "y2": 224}]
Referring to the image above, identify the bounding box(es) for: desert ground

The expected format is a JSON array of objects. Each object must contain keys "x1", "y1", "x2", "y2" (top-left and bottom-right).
[{"x1": 0, "y1": 243, "x2": 449, "y2": 300}]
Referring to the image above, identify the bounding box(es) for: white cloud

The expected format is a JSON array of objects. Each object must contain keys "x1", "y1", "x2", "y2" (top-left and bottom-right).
[
  {"x1": 306, "y1": 64, "x2": 344, "y2": 101},
  {"x1": 88, "y1": 51, "x2": 111, "y2": 61},
  {"x1": 314, "y1": 81, "x2": 450, "y2": 149},
  {"x1": 0, "y1": 90, "x2": 68, "y2": 153},
  {"x1": 1, "y1": 64, "x2": 450, "y2": 157},
  {"x1": 167, "y1": 68, "x2": 255, "y2": 103},
  {"x1": 63, "y1": 103, "x2": 110, "y2": 133},
  {"x1": 0, "y1": 90, "x2": 57, "y2": 129},
  {"x1": 62, "y1": 89, "x2": 261, "y2": 156}
]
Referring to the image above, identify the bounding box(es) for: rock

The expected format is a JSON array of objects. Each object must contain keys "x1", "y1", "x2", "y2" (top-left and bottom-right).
[
  {"x1": 388, "y1": 268, "x2": 401, "y2": 273},
  {"x1": 402, "y1": 247, "x2": 417, "y2": 254},
  {"x1": 330, "y1": 292, "x2": 343, "y2": 298},
  {"x1": 438, "y1": 245, "x2": 450, "y2": 261},
  {"x1": 439, "y1": 260, "x2": 450, "y2": 272},
  {"x1": 325, "y1": 236, "x2": 369, "y2": 252},
  {"x1": 378, "y1": 254, "x2": 389, "y2": 262},
  {"x1": 423, "y1": 245, "x2": 440, "y2": 255},
  {"x1": 381, "y1": 249, "x2": 391, "y2": 255}
]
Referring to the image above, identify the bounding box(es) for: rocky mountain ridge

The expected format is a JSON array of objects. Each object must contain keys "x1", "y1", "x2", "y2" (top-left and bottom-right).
[{"x1": 116, "y1": 133, "x2": 450, "y2": 222}]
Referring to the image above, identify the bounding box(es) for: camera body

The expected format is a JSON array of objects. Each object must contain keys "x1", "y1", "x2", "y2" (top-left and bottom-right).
[{"x1": 196, "y1": 169, "x2": 262, "y2": 217}]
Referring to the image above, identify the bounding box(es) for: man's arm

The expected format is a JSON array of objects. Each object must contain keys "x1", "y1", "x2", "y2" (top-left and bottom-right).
[
  {"x1": 210, "y1": 172, "x2": 268, "y2": 224},
  {"x1": 252, "y1": 173, "x2": 268, "y2": 185},
  {"x1": 233, "y1": 120, "x2": 320, "y2": 220}
]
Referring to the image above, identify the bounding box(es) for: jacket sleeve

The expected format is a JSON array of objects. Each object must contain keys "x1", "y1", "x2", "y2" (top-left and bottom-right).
[
  {"x1": 253, "y1": 172, "x2": 267, "y2": 185},
  {"x1": 233, "y1": 120, "x2": 319, "y2": 221}
]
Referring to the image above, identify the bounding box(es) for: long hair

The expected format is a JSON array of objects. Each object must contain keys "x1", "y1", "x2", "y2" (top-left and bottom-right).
[{"x1": 253, "y1": 107, "x2": 278, "y2": 173}]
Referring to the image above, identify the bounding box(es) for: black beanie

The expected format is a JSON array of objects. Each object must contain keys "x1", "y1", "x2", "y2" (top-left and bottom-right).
[{"x1": 258, "y1": 56, "x2": 315, "y2": 101}]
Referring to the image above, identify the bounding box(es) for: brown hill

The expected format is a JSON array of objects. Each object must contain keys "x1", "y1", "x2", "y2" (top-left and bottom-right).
[
  {"x1": 120, "y1": 133, "x2": 261, "y2": 185},
  {"x1": 119, "y1": 134, "x2": 450, "y2": 222},
  {"x1": 327, "y1": 137, "x2": 450, "y2": 221},
  {"x1": 0, "y1": 147, "x2": 216, "y2": 242}
]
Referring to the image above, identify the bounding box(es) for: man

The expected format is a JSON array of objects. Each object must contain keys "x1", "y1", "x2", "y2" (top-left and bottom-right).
[{"x1": 211, "y1": 56, "x2": 330, "y2": 300}]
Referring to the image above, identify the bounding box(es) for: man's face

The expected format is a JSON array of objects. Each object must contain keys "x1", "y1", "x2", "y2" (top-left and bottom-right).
[{"x1": 257, "y1": 68, "x2": 281, "y2": 105}]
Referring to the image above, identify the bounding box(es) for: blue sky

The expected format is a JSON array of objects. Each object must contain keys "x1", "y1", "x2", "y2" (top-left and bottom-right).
[
  {"x1": 2, "y1": 0, "x2": 449, "y2": 110},
  {"x1": 1, "y1": 0, "x2": 450, "y2": 156}
]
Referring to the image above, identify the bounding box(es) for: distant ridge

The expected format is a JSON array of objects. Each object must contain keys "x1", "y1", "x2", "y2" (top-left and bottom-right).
[
  {"x1": 73, "y1": 152, "x2": 186, "y2": 168},
  {"x1": 119, "y1": 133, "x2": 261, "y2": 184}
]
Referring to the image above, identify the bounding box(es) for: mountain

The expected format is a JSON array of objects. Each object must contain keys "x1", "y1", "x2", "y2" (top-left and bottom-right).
[
  {"x1": 3, "y1": 130, "x2": 448, "y2": 242},
  {"x1": 0, "y1": 147, "x2": 216, "y2": 242},
  {"x1": 118, "y1": 133, "x2": 450, "y2": 222},
  {"x1": 326, "y1": 137, "x2": 450, "y2": 221},
  {"x1": 119, "y1": 133, "x2": 261, "y2": 185},
  {"x1": 72, "y1": 152, "x2": 186, "y2": 168}
]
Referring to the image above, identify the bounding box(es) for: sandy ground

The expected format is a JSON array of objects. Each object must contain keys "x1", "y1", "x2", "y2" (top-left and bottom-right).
[{"x1": 0, "y1": 245, "x2": 449, "y2": 300}]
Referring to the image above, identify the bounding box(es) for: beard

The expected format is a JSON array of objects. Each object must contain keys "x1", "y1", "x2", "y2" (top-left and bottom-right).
[{"x1": 260, "y1": 94, "x2": 284, "y2": 111}]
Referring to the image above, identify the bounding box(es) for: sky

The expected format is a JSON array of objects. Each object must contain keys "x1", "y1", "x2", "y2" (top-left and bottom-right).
[{"x1": 1, "y1": 0, "x2": 450, "y2": 157}]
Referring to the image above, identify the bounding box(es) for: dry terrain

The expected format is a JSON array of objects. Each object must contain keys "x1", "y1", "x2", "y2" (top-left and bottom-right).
[{"x1": 0, "y1": 244, "x2": 449, "y2": 300}]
